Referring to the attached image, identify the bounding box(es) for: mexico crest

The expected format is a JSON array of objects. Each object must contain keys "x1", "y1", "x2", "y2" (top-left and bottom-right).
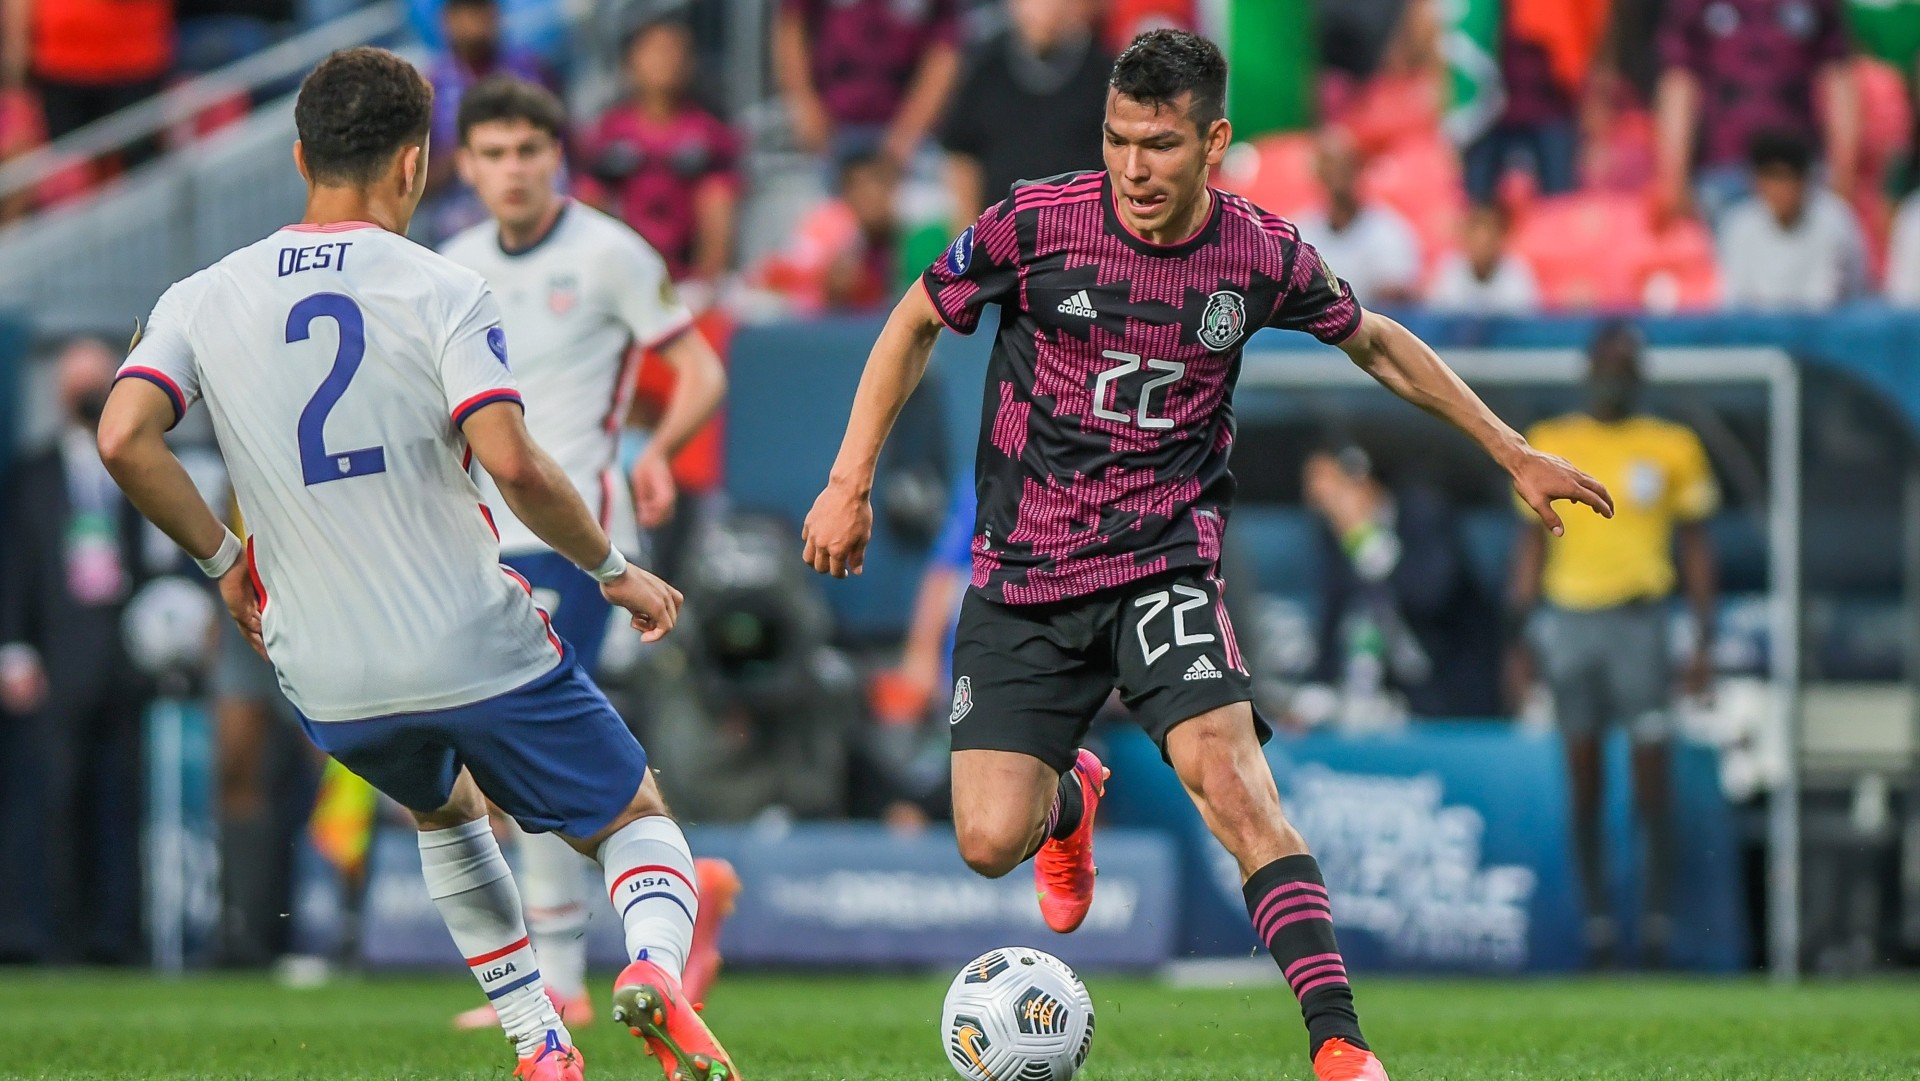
[
  {"x1": 949, "y1": 675, "x2": 974, "y2": 724},
  {"x1": 1198, "y1": 290, "x2": 1246, "y2": 352}
]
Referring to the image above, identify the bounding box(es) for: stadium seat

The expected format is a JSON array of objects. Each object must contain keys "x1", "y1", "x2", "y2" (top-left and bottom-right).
[
  {"x1": 1217, "y1": 132, "x2": 1323, "y2": 221},
  {"x1": 1359, "y1": 132, "x2": 1462, "y2": 275},
  {"x1": 1513, "y1": 193, "x2": 1650, "y2": 310},
  {"x1": 1336, "y1": 71, "x2": 1444, "y2": 159},
  {"x1": 1637, "y1": 216, "x2": 1720, "y2": 312}
]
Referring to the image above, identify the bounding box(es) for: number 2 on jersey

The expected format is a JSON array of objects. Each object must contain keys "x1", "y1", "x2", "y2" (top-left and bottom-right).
[{"x1": 287, "y1": 292, "x2": 386, "y2": 486}]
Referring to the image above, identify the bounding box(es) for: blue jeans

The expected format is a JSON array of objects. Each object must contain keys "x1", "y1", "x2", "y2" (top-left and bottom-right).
[{"x1": 1462, "y1": 119, "x2": 1579, "y2": 203}]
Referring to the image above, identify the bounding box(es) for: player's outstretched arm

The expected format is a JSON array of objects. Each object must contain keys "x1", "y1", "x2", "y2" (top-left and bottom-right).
[
  {"x1": 462, "y1": 401, "x2": 683, "y2": 639},
  {"x1": 97, "y1": 378, "x2": 264, "y2": 653},
  {"x1": 1337, "y1": 309, "x2": 1615, "y2": 536},
  {"x1": 802, "y1": 280, "x2": 946, "y2": 578}
]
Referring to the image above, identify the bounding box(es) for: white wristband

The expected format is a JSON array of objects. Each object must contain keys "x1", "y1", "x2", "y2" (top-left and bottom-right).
[
  {"x1": 197, "y1": 528, "x2": 244, "y2": 579},
  {"x1": 587, "y1": 545, "x2": 628, "y2": 584}
]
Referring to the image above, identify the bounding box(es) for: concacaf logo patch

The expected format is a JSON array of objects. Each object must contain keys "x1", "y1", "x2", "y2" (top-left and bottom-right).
[
  {"x1": 949, "y1": 675, "x2": 974, "y2": 725},
  {"x1": 1198, "y1": 289, "x2": 1247, "y2": 352},
  {"x1": 486, "y1": 325, "x2": 510, "y2": 367},
  {"x1": 945, "y1": 225, "x2": 975, "y2": 276}
]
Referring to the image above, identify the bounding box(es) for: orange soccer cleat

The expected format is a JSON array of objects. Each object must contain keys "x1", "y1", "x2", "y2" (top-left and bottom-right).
[
  {"x1": 1312, "y1": 1038, "x2": 1389, "y2": 1081},
  {"x1": 455, "y1": 987, "x2": 595, "y2": 1031},
  {"x1": 611, "y1": 955, "x2": 739, "y2": 1081},
  {"x1": 1033, "y1": 748, "x2": 1108, "y2": 934},
  {"x1": 681, "y1": 858, "x2": 742, "y2": 1004},
  {"x1": 514, "y1": 1031, "x2": 585, "y2": 1081}
]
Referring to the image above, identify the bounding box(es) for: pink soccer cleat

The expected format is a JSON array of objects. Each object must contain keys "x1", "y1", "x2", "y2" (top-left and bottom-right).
[
  {"x1": 1034, "y1": 748, "x2": 1108, "y2": 933},
  {"x1": 681, "y1": 858, "x2": 741, "y2": 1004},
  {"x1": 514, "y1": 1030, "x2": 585, "y2": 1081},
  {"x1": 1312, "y1": 1037, "x2": 1389, "y2": 1081},
  {"x1": 611, "y1": 954, "x2": 739, "y2": 1080}
]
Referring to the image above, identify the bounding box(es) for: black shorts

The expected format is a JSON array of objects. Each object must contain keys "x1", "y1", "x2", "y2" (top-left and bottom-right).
[{"x1": 948, "y1": 567, "x2": 1271, "y2": 775}]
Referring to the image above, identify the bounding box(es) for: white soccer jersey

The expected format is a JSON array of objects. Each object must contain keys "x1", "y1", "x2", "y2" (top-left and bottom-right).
[
  {"x1": 440, "y1": 201, "x2": 693, "y2": 557},
  {"x1": 119, "y1": 221, "x2": 563, "y2": 722}
]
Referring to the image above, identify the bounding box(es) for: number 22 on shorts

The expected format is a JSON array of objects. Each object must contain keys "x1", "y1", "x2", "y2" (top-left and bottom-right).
[{"x1": 1132, "y1": 584, "x2": 1214, "y2": 665}]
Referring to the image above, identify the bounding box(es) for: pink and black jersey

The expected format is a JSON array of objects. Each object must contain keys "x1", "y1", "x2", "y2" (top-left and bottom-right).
[{"x1": 921, "y1": 170, "x2": 1361, "y2": 606}]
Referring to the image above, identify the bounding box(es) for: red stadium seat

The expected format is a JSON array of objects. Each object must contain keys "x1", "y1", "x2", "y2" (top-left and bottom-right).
[
  {"x1": 1636, "y1": 217, "x2": 1720, "y2": 312},
  {"x1": 1217, "y1": 132, "x2": 1324, "y2": 221},
  {"x1": 1359, "y1": 133, "x2": 1462, "y2": 274},
  {"x1": 1513, "y1": 193, "x2": 1649, "y2": 310}
]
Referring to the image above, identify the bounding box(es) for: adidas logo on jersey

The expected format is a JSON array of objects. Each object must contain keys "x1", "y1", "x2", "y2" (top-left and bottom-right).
[
  {"x1": 1184, "y1": 655, "x2": 1224, "y2": 681},
  {"x1": 1056, "y1": 290, "x2": 1098, "y2": 318}
]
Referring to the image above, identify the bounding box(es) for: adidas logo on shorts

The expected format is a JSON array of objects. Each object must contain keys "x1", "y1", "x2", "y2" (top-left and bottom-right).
[
  {"x1": 1056, "y1": 290, "x2": 1098, "y2": 318},
  {"x1": 1184, "y1": 655, "x2": 1224, "y2": 681}
]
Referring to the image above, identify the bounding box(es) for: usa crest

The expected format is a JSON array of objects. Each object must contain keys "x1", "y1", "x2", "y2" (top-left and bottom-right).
[
  {"x1": 548, "y1": 274, "x2": 578, "y2": 315},
  {"x1": 949, "y1": 675, "x2": 973, "y2": 724},
  {"x1": 1198, "y1": 289, "x2": 1246, "y2": 352}
]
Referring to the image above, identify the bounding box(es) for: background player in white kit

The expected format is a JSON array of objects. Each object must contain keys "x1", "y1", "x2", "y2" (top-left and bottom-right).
[
  {"x1": 439, "y1": 75, "x2": 734, "y2": 1029},
  {"x1": 94, "y1": 48, "x2": 737, "y2": 1081}
]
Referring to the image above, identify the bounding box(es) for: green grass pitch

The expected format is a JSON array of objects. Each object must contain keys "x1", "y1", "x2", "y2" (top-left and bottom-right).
[{"x1": 2, "y1": 970, "x2": 1917, "y2": 1079}]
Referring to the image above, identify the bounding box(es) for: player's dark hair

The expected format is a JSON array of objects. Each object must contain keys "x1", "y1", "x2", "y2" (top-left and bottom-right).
[
  {"x1": 295, "y1": 47, "x2": 433, "y2": 187},
  {"x1": 1109, "y1": 29, "x2": 1228, "y2": 132},
  {"x1": 457, "y1": 75, "x2": 567, "y2": 146},
  {"x1": 1747, "y1": 127, "x2": 1813, "y2": 176},
  {"x1": 443, "y1": 0, "x2": 496, "y2": 11}
]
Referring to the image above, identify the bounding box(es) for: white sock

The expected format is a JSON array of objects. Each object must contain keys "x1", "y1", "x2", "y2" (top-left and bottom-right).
[
  {"x1": 518, "y1": 826, "x2": 593, "y2": 1001},
  {"x1": 418, "y1": 819, "x2": 570, "y2": 1058},
  {"x1": 596, "y1": 815, "x2": 699, "y2": 975}
]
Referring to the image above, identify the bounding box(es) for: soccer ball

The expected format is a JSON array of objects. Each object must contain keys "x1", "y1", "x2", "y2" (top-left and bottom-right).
[{"x1": 940, "y1": 947, "x2": 1095, "y2": 1081}]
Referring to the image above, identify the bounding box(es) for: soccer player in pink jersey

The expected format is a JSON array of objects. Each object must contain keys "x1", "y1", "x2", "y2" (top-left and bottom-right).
[{"x1": 803, "y1": 30, "x2": 1612, "y2": 1081}]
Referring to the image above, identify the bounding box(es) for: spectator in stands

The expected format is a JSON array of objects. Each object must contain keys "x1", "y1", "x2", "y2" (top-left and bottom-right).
[
  {"x1": 1654, "y1": 0, "x2": 1856, "y2": 225},
  {"x1": 0, "y1": 0, "x2": 172, "y2": 167},
  {"x1": 1426, "y1": 201, "x2": 1539, "y2": 315},
  {"x1": 773, "y1": 0, "x2": 961, "y2": 168},
  {"x1": 754, "y1": 150, "x2": 901, "y2": 314},
  {"x1": 939, "y1": 0, "x2": 1110, "y2": 229},
  {"x1": 1509, "y1": 322, "x2": 1719, "y2": 967},
  {"x1": 1295, "y1": 127, "x2": 1421, "y2": 306},
  {"x1": 173, "y1": 0, "x2": 293, "y2": 77},
  {"x1": 422, "y1": 0, "x2": 553, "y2": 199},
  {"x1": 1717, "y1": 129, "x2": 1868, "y2": 311},
  {"x1": 1303, "y1": 443, "x2": 1500, "y2": 722},
  {"x1": 1460, "y1": 1, "x2": 1592, "y2": 204},
  {"x1": 0, "y1": 338, "x2": 165, "y2": 963},
  {"x1": 578, "y1": 16, "x2": 740, "y2": 288}
]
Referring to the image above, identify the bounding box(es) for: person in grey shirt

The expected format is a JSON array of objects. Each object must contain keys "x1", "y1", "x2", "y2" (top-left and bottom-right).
[{"x1": 1716, "y1": 129, "x2": 1866, "y2": 311}]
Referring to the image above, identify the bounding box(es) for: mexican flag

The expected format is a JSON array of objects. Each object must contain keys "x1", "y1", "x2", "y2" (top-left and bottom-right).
[
  {"x1": 1205, "y1": 0, "x2": 1319, "y2": 136},
  {"x1": 1443, "y1": 0, "x2": 1506, "y2": 145}
]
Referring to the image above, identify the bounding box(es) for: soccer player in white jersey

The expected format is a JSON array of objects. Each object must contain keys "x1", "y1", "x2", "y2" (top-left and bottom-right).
[
  {"x1": 96, "y1": 48, "x2": 737, "y2": 1081},
  {"x1": 438, "y1": 75, "x2": 733, "y2": 1030}
]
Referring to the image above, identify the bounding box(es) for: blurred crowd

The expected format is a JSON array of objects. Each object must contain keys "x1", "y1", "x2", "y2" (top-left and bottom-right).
[
  {"x1": 0, "y1": 0, "x2": 1892, "y2": 968},
  {"x1": 17, "y1": 0, "x2": 1920, "y2": 312}
]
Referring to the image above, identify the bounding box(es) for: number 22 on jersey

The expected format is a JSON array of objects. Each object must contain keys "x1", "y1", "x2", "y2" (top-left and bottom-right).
[{"x1": 287, "y1": 292, "x2": 386, "y2": 486}]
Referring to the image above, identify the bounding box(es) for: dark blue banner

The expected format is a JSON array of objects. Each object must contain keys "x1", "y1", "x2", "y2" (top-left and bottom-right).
[
  {"x1": 354, "y1": 823, "x2": 1178, "y2": 972},
  {"x1": 1101, "y1": 721, "x2": 1747, "y2": 972}
]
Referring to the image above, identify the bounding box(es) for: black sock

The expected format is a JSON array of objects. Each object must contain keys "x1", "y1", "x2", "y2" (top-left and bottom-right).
[
  {"x1": 1044, "y1": 768, "x2": 1085, "y2": 841},
  {"x1": 1019, "y1": 768, "x2": 1088, "y2": 863},
  {"x1": 1243, "y1": 854, "x2": 1367, "y2": 1059}
]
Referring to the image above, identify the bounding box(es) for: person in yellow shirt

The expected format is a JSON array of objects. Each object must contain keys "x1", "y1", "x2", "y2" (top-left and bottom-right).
[{"x1": 1508, "y1": 321, "x2": 1718, "y2": 967}]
